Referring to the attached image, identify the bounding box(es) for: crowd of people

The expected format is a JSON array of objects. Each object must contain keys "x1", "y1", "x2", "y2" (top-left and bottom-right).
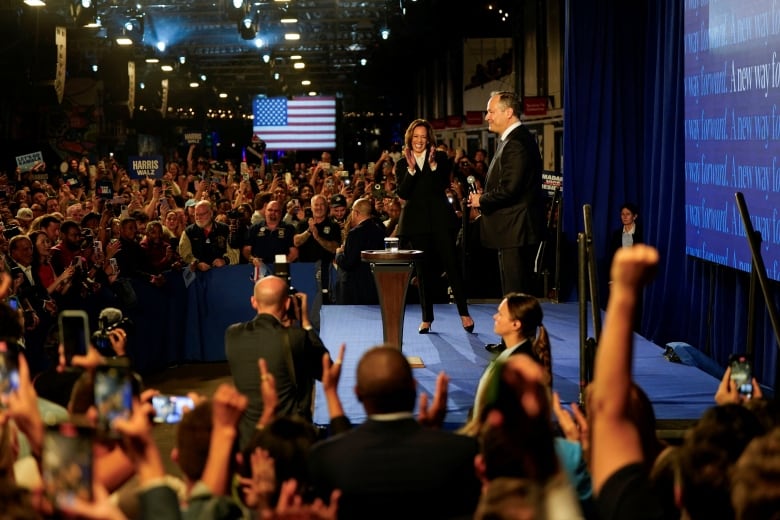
[
  {"x1": 0, "y1": 137, "x2": 499, "y2": 379},
  {"x1": 0, "y1": 88, "x2": 775, "y2": 518},
  {"x1": 0, "y1": 245, "x2": 776, "y2": 519}
]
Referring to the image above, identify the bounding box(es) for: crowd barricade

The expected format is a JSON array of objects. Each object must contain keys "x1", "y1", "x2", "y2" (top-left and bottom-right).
[{"x1": 125, "y1": 262, "x2": 318, "y2": 375}]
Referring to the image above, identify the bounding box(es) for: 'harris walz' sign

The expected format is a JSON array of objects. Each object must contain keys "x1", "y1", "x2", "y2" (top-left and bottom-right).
[{"x1": 127, "y1": 155, "x2": 164, "y2": 179}]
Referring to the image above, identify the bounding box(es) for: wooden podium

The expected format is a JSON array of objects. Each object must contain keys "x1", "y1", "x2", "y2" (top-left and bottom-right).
[{"x1": 361, "y1": 249, "x2": 423, "y2": 351}]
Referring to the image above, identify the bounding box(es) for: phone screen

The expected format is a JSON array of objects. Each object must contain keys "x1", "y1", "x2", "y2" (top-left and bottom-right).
[
  {"x1": 94, "y1": 361, "x2": 133, "y2": 436},
  {"x1": 0, "y1": 348, "x2": 19, "y2": 402},
  {"x1": 151, "y1": 394, "x2": 195, "y2": 424},
  {"x1": 59, "y1": 311, "x2": 89, "y2": 364},
  {"x1": 42, "y1": 423, "x2": 94, "y2": 504},
  {"x1": 7, "y1": 296, "x2": 20, "y2": 311},
  {"x1": 730, "y1": 355, "x2": 753, "y2": 398}
]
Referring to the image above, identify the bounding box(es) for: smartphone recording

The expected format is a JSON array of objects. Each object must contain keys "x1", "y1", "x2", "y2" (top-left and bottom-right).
[
  {"x1": 42, "y1": 423, "x2": 94, "y2": 504},
  {"x1": 729, "y1": 353, "x2": 753, "y2": 399},
  {"x1": 151, "y1": 394, "x2": 195, "y2": 424},
  {"x1": 0, "y1": 348, "x2": 19, "y2": 403},
  {"x1": 58, "y1": 310, "x2": 90, "y2": 366},
  {"x1": 94, "y1": 359, "x2": 133, "y2": 437}
]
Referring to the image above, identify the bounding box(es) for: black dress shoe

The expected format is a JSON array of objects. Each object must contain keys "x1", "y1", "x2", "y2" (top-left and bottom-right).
[
  {"x1": 484, "y1": 343, "x2": 505, "y2": 354},
  {"x1": 461, "y1": 316, "x2": 475, "y2": 333}
]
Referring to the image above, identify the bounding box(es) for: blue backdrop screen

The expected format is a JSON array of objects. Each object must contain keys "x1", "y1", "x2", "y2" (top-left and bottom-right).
[{"x1": 684, "y1": 0, "x2": 780, "y2": 280}]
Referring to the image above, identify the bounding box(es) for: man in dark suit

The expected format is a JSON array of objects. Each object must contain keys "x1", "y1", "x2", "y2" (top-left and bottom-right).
[
  {"x1": 333, "y1": 197, "x2": 385, "y2": 304},
  {"x1": 468, "y1": 91, "x2": 546, "y2": 298},
  {"x1": 224, "y1": 275, "x2": 330, "y2": 450},
  {"x1": 307, "y1": 345, "x2": 481, "y2": 520}
]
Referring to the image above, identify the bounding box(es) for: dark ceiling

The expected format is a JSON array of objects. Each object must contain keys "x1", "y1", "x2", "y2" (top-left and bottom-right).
[{"x1": 2, "y1": 0, "x2": 515, "y2": 116}]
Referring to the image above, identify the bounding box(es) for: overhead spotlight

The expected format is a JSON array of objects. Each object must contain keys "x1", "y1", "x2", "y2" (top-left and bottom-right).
[
  {"x1": 156, "y1": 41, "x2": 166, "y2": 52},
  {"x1": 381, "y1": 28, "x2": 390, "y2": 40},
  {"x1": 254, "y1": 38, "x2": 265, "y2": 48},
  {"x1": 293, "y1": 62, "x2": 305, "y2": 69},
  {"x1": 179, "y1": 56, "x2": 186, "y2": 64},
  {"x1": 360, "y1": 58, "x2": 367, "y2": 66},
  {"x1": 116, "y1": 33, "x2": 133, "y2": 46},
  {"x1": 231, "y1": 0, "x2": 242, "y2": 7},
  {"x1": 262, "y1": 54, "x2": 271, "y2": 63},
  {"x1": 273, "y1": 72, "x2": 280, "y2": 80},
  {"x1": 301, "y1": 80, "x2": 311, "y2": 85},
  {"x1": 92, "y1": 64, "x2": 98, "y2": 72},
  {"x1": 284, "y1": 32, "x2": 300, "y2": 40},
  {"x1": 238, "y1": 9, "x2": 257, "y2": 39},
  {"x1": 200, "y1": 74, "x2": 207, "y2": 81},
  {"x1": 70, "y1": 0, "x2": 97, "y2": 27}
]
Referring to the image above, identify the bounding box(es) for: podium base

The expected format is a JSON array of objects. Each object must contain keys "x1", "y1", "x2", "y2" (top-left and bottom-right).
[{"x1": 406, "y1": 356, "x2": 425, "y2": 368}]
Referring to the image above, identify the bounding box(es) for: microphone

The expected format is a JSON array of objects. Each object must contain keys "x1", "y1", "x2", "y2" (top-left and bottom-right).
[{"x1": 466, "y1": 175, "x2": 478, "y2": 194}]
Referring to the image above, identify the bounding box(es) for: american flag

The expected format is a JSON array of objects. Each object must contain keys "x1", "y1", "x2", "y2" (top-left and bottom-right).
[{"x1": 252, "y1": 96, "x2": 337, "y2": 151}]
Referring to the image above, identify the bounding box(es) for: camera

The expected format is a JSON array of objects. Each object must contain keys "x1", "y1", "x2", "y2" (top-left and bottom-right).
[
  {"x1": 2, "y1": 226, "x2": 21, "y2": 240},
  {"x1": 92, "y1": 316, "x2": 134, "y2": 357}
]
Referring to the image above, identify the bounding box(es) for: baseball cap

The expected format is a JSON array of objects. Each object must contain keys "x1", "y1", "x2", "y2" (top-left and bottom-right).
[
  {"x1": 16, "y1": 208, "x2": 33, "y2": 221},
  {"x1": 184, "y1": 199, "x2": 197, "y2": 208},
  {"x1": 330, "y1": 194, "x2": 347, "y2": 208}
]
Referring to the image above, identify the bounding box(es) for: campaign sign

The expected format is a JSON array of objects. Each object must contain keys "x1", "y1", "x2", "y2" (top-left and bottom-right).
[{"x1": 127, "y1": 155, "x2": 164, "y2": 179}]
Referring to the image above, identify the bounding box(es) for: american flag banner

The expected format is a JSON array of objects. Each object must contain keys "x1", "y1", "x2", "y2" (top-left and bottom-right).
[{"x1": 252, "y1": 96, "x2": 337, "y2": 151}]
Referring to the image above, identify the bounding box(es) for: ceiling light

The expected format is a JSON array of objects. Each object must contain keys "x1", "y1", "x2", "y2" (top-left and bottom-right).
[
  {"x1": 200, "y1": 74, "x2": 207, "y2": 81},
  {"x1": 219, "y1": 92, "x2": 228, "y2": 98},
  {"x1": 284, "y1": 32, "x2": 300, "y2": 40},
  {"x1": 156, "y1": 41, "x2": 166, "y2": 52},
  {"x1": 280, "y1": 17, "x2": 297, "y2": 24},
  {"x1": 308, "y1": 91, "x2": 317, "y2": 96},
  {"x1": 293, "y1": 62, "x2": 305, "y2": 69},
  {"x1": 273, "y1": 72, "x2": 280, "y2": 80},
  {"x1": 254, "y1": 38, "x2": 265, "y2": 48},
  {"x1": 23, "y1": 0, "x2": 46, "y2": 6},
  {"x1": 92, "y1": 64, "x2": 98, "y2": 72},
  {"x1": 116, "y1": 36, "x2": 133, "y2": 46},
  {"x1": 161, "y1": 64, "x2": 173, "y2": 72},
  {"x1": 262, "y1": 54, "x2": 271, "y2": 63},
  {"x1": 290, "y1": 55, "x2": 302, "y2": 60},
  {"x1": 301, "y1": 80, "x2": 311, "y2": 86},
  {"x1": 189, "y1": 82, "x2": 200, "y2": 88},
  {"x1": 145, "y1": 57, "x2": 160, "y2": 63},
  {"x1": 80, "y1": 0, "x2": 91, "y2": 7},
  {"x1": 360, "y1": 58, "x2": 367, "y2": 66},
  {"x1": 381, "y1": 28, "x2": 390, "y2": 40},
  {"x1": 231, "y1": 0, "x2": 242, "y2": 7},
  {"x1": 179, "y1": 56, "x2": 186, "y2": 64}
]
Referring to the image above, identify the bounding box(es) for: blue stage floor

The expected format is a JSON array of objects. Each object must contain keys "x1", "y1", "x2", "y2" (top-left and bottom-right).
[{"x1": 313, "y1": 302, "x2": 721, "y2": 428}]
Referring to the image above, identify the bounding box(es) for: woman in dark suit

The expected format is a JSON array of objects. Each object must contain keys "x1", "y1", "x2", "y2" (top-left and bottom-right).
[
  {"x1": 609, "y1": 202, "x2": 643, "y2": 262},
  {"x1": 395, "y1": 119, "x2": 474, "y2": 334}
]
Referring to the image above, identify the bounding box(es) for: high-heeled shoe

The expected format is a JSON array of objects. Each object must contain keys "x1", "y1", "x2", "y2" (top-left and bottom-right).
[
  {"x1": 461, "y1": 316, "x2": 475, "y2": 333},
  {"x1": 418, "y1": 322, "x2": 431, "y2": 334}
]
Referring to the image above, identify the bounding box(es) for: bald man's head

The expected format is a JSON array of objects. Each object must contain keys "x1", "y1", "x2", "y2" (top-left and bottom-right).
[
  {"x1": 355, "y1": 346, "x2": 416, "y2": 414},
  {"x1": 252, "y1": 275, "x2": 289, "y2": 316}
]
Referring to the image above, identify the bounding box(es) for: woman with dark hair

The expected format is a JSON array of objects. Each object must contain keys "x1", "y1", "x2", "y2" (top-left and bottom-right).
[
  {"x1": 463, "y1": 292, "x2": 553, "y2": 432},
  {"x1": 395, "y1": 119, "x2": 474, "y2": 334},
  {"x1": 29, "y1": 229, "x2": 74, "y2": 300},
  {"x1": 609, "y1": 202, "x2": 643, "y2": 262}
]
